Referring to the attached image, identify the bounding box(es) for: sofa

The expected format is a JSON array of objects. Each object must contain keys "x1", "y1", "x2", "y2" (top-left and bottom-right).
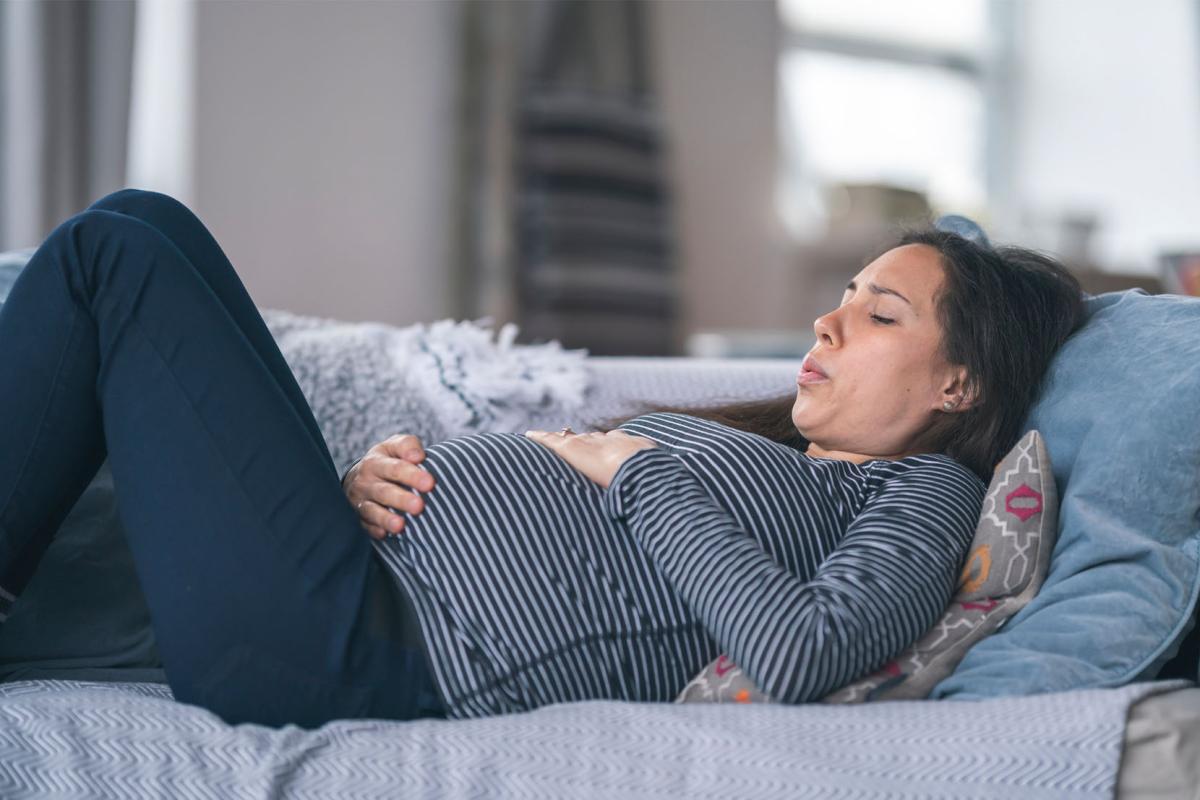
[{"x1": 0, "y1": 246, "x2": 1198, "y2": 798}]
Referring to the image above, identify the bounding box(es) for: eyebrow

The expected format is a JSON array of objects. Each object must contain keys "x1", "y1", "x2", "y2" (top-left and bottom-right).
[{"x1": 845, "y1": 280, "x2": 913, "y2": 308}]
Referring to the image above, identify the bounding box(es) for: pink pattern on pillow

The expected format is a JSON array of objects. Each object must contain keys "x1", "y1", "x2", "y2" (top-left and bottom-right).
[
  {"x1": 961, "y1": 599, "x2": 999, "y2": 612},
  {"x1": 1005, "y1": 484, "x2": 1042, "y2": 522}
]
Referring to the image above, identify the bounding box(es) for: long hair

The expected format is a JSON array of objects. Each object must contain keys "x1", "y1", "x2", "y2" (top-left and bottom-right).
[{"x1": 595, "y1": 229, "x2": 1085, "y2": 483}]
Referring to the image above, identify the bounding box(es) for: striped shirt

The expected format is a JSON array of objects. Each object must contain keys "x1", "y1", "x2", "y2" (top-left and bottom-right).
[{"x1": 371, "y1": 412, "x2": 987, "y2": 720}]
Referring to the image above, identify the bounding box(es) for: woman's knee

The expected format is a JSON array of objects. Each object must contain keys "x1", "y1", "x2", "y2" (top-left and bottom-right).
[
  {"x1": 89, "y1": 187, "x2": 158, "y2": 209},
  {"x1": 87, "y1": 188, "x2": 195, "y2": 228},
  {"x1": 52, "y1": 209, "x2": 186, "y2": 283}
]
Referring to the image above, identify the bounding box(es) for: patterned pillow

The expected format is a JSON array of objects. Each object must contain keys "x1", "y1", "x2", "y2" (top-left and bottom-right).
[{"x1": 675, "y1": 429, "x2": 1058, "y2": 705}]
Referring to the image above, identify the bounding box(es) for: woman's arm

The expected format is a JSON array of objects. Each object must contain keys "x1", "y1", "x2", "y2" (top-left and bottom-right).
[{"x1": 603, "y1": 448, "x2": 984, "y2": 704}]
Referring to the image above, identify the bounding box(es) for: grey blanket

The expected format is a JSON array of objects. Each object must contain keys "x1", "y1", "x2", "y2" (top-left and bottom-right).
[
  {"x1": 258, "y1": 308, "x2": 593, "y2": 477},
  {"x1": 0, "y1": 677, "x2": 1189, "y2": 798}
]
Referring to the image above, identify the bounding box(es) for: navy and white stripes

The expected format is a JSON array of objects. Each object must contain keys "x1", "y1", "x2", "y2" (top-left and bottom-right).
[{"x1": 372, "y1": 412, "x2": 986, "y2": 719}]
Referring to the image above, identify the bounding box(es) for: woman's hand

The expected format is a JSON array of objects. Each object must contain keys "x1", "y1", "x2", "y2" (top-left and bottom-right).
[
  {"x1": 523, "y1": 428, "x2": 658, "y2": 489},
  {"x1": 343, "y1": 434, "x2": 436, "y2": 540}
]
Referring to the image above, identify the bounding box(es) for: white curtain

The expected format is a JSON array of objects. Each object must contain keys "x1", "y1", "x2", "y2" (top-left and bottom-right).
[
  {"x1": 0, "y1": 0, "x2": 194, "y2": 254},
  {"x1": 0, "y1": 0, "x2": 136, "y2": 252},
  {"x1": 126, "y1": 0, "x2": 195, "y2": 207}
]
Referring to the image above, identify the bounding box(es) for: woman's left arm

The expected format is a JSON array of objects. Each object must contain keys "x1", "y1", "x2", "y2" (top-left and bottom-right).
[{"x1": 602, "y1": 448, "x2": 985, "y2": 704}]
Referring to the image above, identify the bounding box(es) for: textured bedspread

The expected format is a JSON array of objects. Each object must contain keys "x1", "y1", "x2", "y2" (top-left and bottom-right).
[{"x1": 0, "y1": 678, "x2": 1190, "y2": 798}]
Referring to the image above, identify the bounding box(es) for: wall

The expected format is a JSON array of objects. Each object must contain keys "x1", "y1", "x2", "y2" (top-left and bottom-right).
[
  {"x1": 188, "y1": 0, "x2": 792, "y2": 341},
  {"x1": 193, "y1": 0, "x2": 458, "y2": 325},
  {"x1": 650, "y1": 0, "x2": 795, "y2": 335}
]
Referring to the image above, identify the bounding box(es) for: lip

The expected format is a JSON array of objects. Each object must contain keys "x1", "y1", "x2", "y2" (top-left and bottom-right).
[{"x1": 798, "y1": 354, "x2": 829, "y2": 385}]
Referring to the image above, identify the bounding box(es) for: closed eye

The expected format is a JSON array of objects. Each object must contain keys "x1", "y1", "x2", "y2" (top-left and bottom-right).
[{"x1": 870, "y1": 314, "x2": 895, "y2": 325}]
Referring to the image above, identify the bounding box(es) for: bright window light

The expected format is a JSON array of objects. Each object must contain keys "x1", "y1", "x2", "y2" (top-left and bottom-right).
[
  {"x1": 779, "y1": 0, "x2": 986, "y2": 54},
  {"x1": 777, "y1": 0, "x2": 992, "y2": 236},
  {"x1": 780, "y1": 51, "x2": 985, "y2": 211}
]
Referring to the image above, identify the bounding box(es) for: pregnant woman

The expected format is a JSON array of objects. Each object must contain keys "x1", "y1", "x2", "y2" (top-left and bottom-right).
[{"x1": 0, "y1": 189, "x2": 1082, "y2": 729}]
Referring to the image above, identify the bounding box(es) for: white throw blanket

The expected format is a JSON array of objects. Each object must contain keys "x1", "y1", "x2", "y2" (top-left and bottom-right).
[{"x1": 259, "y1": 309, "x2": 591, "y2": 476}]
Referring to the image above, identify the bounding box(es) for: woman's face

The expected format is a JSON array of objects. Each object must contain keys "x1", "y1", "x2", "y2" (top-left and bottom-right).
[{"x1": 792, "y1": 243, "x2": 969, "y2": 459}]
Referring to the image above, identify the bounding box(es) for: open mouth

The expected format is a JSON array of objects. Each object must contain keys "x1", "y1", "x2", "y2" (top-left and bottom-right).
[{"x1": 798, "y1": 355, "x2": 829, "y2": 384}]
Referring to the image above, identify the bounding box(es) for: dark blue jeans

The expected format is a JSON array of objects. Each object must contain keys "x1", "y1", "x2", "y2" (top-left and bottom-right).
[{"x1": 0, "y1": 188, "x2": 445, "y2": 728}]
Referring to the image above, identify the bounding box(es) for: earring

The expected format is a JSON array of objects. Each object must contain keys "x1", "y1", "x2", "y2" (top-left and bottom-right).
[{"x1": 942, "y1": 400, "x2": 955, "y2": 411}]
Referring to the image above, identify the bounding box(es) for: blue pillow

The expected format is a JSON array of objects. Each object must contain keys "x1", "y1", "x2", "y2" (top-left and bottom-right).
[
  {"x1": 0, "y1": 248, "x2": 164, "y2": 683},
  {"x1": 932, "y1": 288, "x2": 1200, "y2": 698}
]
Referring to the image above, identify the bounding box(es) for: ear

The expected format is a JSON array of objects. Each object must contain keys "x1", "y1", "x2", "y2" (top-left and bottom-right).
[{"x1": 938, "y1": 365, "x2": 979, "y2": 412}]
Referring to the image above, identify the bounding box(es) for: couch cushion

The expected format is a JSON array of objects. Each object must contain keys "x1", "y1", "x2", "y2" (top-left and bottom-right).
[{"x1": 932, "y1": 288, "x2": 1200, "y2": 697}]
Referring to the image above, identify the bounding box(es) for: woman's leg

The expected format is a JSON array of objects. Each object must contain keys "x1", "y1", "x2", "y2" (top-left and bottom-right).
[
  {"x1": 0, "y1": 197, "x2": 430, "y2": 728},
  {"x1": 76, "y1": 189, "x2": 443, "y2": 717},
  {"x1": 82, "y1": 189, "x2": 339, "y2": 482}
]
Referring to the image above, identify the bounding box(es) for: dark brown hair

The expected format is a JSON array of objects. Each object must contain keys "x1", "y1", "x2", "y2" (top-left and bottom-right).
[{"x1": 597, "y1": 229, "x2": 1085, "y2": 483}]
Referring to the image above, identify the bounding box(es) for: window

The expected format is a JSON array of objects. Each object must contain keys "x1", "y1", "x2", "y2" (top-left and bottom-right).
[{"x1": 777, "y1": 0, "x2": 1001, "y2": 237}]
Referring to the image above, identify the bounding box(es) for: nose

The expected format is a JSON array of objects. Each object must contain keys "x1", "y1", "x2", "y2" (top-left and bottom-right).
[{"x1": 813, "y1": 309, "x2": 838, "y2": 348}]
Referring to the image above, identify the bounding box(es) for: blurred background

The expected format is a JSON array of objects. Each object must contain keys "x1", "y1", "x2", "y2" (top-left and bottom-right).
[{"x1": 1, "y1": 0, "x2": 1197, "y2": 357}]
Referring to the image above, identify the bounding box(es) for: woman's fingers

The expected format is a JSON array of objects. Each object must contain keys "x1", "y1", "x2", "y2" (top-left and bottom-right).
[
  {"x1": 363, "y1": 520, "x2": 397, "y2": 541},
  {"x1": 383, "y1": 433, "x2": 426, "y2": 463},
  {"x1": 357, "y1": 496, "x2": 407, "y2": 537},
  {"x1": 390, "y1": 458, "x2": 435, "y2": 492},
  {"x1": 382, "y1": 484, "x2": 424, "y2": 515},
  {"x1": 344, "y1": 435, "x2": 435, "y2": 539},
  {"x1": 376, "y1": 459, "x2": 430, "y2": 526},
  {"x1": 524, "y1": 427, "x2": 656, "y2": 488}
]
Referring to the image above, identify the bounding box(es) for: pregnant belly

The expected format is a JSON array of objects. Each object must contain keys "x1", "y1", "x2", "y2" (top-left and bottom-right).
[
  {"x1": 370, "y1": 432, "x2": 715, "y2": 713},
  {"x1": 384, "y1": 431, "x2": 633, "y2": 623},
  {"x1": 376, "y1": 430, "x2": 696, "y2": 653},
  {"x1": 399, "y1": 432, "x2": 602, "y2": 544}
]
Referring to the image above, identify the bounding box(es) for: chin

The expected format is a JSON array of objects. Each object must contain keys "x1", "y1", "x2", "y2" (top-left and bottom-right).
[{"x1": 790, "y1": 396, "x2": 811, "y2": 430}]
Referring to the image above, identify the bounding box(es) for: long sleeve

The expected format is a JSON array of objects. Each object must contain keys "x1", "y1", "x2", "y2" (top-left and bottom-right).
[
  {"x1": 340, "y1": 456, "x2": 364, "y2": 487},
  {"x1": 602, "y1": 447, "x2": 984, "y2": 704}
]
